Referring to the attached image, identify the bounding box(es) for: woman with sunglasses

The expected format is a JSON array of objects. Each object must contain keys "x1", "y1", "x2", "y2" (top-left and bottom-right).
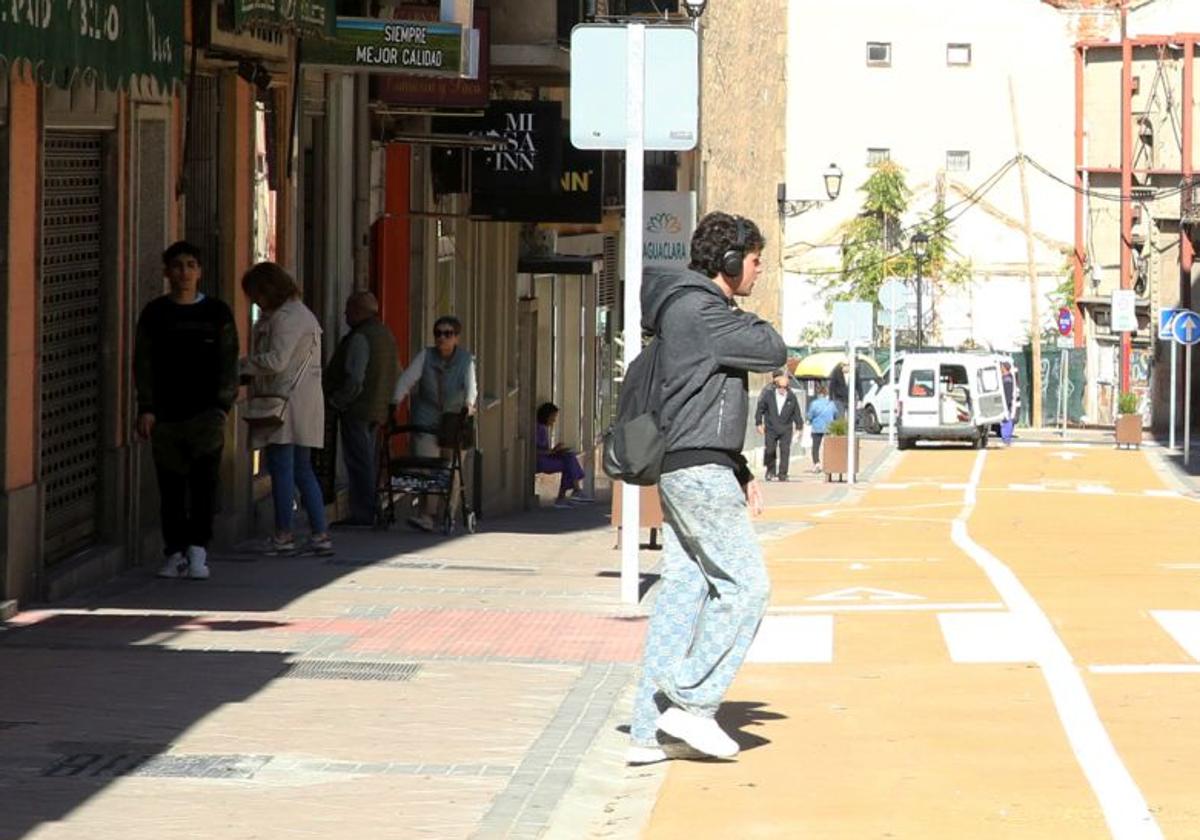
[{"x1": 390, "y1": 315, "x2": 477, "y2": 531}]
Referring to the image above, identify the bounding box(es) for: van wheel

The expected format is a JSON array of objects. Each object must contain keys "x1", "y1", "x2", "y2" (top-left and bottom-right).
[
  {"x1": 863, "y1": 406, "x2": 881, "y2": 435},
  {"x1": 898, "y1": 436, "x2": 912, "y2": 451}
]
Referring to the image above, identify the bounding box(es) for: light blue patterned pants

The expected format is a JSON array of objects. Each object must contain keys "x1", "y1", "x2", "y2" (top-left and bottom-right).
[{"x1": 630, "y1": 464, "x2": 771, "y2": 746}]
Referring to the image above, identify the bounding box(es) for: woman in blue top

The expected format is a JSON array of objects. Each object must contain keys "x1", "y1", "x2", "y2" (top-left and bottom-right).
[{"x1": 805, "y1": 383, "x2": 838, "y2": 472}]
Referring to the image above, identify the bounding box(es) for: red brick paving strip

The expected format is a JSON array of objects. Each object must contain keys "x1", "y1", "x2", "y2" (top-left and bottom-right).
[{"x1": 8, "y1": 609, "x2": 649, "y2": 663}]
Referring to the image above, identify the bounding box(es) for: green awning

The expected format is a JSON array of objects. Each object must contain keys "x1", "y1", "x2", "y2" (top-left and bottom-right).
[
  {"x1": 0, "y1": 0, "x2": 183, "y2": 91},
  {"x1": 233, "y1": 0, "x2": 336, "y2": 37}
]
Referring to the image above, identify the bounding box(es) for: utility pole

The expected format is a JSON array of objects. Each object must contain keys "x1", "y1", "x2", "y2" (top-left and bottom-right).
[
  {"x1": 1010, "y1": 77, "x2": 1043, "y2": 428},
  {"x1": 1119, "y1": 0, "x2": 1133, "y2": 395}
]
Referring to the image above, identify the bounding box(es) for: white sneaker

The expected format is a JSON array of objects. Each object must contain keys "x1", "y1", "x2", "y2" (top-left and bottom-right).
[
  {"x1": 656, "y1": 707, "x2": 739, "y2": 758},
  {"x1": 185, "y1": 546, "x2": 210, "y2": 580},
  {"x1": 157, "y1": 552, "x2": 187, "y2": 579}
]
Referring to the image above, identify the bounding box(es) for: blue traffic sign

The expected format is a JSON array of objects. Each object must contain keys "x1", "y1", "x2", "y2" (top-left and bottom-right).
[
  {"x1": 1171, "y1": 309, "x2": 1200, "y2": 346},
  {"x1": 1160, "y1": 308, "x2": 1182, "y2": 340}
]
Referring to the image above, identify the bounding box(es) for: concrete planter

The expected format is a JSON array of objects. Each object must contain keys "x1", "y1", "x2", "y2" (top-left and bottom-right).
[
  {"x1": 1115, "y1": 414, "x2": 1142, "y2": 449},
  {"x1": 822, "y1": 435, "x2": 860, "y2": 481}
]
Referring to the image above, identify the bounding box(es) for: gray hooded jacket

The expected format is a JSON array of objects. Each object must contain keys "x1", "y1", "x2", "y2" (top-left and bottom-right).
[{"x1": 642, "y1": 267, "x2": 787, "y2": 477}]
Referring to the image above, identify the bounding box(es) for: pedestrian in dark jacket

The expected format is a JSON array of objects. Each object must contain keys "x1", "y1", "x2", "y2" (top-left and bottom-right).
[
  {"x1": 829, "y1": 360, "x2": 849, "y2": 416},
  {"x1": 755, "y1": 370, "x2": 803, "y2": 481},
  {"x1": 134, "y1": 241, "x2": 238, "y2": 580},
  {"x1": 326, "y1": 291, "x2": 398, "y2": 527},
  {"x1": 627, "y1": 212, "x2": 787, "y2": 765}
]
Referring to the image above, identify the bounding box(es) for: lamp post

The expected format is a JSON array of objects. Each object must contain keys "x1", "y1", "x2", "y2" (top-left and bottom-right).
[
  {"x1": 911, "y1": 232, "x2": 929, "y2": 351},
  {"x1": 777, "y1": 163, "x2": 843, "y2": 217}
]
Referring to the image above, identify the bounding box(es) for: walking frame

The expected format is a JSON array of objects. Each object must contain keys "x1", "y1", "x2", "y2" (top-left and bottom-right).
[{"x1": 376, "y1": 409, "x2": 477, "y2": 535}]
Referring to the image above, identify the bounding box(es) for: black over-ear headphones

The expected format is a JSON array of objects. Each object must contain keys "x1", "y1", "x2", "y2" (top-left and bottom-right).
[{"x1": 720, "y1": 217, "x2": 749, "y2": 278}]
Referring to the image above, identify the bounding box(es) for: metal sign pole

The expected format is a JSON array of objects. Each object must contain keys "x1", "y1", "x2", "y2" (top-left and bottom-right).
[
  {"x1": 619, "y1": 23, "x2": 645, "y2": 605},
  {"x1": 1186, "y1": 345, "x2": 1193, "y2": 466},
  {"x1": 847, "y1": 340, "x2": 857, "y2": 485},
  {"x1": 888, "y1": 305, "x2": 896, "y2": 446},
  {"x1": 1060, "y1": 348, "x2": 1068, "y2": 437},
  {"x1": 1170, "y1": 339, "x2": 1178, "y2": 450}
]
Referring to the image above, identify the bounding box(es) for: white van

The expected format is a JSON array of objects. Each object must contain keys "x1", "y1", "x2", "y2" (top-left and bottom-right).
[{"x1": 896, "y1": 352, "x2": 1008, "y2": 449}]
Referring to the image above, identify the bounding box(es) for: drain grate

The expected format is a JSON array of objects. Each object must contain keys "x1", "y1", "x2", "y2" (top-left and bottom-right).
[
  {"x1": 279, "y1": 660, "x2": 422, "y2": 682},
  {"x1": 42, "y1": 751, "x2": 270, "y2": 780}
]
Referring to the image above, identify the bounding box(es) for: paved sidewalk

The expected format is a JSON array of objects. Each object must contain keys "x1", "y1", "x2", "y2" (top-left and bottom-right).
[{"x1": 0, "y1": 443, "x2": 893, "y2": 840}]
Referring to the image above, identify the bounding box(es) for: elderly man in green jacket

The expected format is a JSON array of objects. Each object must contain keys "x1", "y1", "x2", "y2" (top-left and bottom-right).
[{"x1": 326, "y1": 291, "x2": 398, "y2": 528}]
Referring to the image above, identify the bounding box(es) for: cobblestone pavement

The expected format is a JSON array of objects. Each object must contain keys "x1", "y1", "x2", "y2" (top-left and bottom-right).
[{"x1": 0, "y1": 443, "x2": 890, "y2": 840}]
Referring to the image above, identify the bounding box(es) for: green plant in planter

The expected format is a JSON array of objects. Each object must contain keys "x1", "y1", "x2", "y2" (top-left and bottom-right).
[
  {"x1": 1117, "y1": 392, "x2": 1139, "y2": 416},
  {"x1": 827, "y1": 417, "x2": 849, "y2": 436}
]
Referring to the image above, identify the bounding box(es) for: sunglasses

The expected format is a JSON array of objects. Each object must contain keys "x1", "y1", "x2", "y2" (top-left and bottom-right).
[{"x1": 434, "y1": 329, "x2": 457, "y2": 338}]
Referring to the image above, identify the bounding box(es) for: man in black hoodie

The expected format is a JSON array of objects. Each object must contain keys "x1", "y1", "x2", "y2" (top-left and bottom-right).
[
  {"x1": 134, "y1": 242, "x2": 238, "y2": 580},
  {"x1": 627, "y1": 212, "x2": 787, "y2": 764}
]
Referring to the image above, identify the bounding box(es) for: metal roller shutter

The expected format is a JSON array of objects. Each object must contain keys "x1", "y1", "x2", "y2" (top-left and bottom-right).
[{"x1": 41, "y1": 131, "x2": 104, "y2": 562}]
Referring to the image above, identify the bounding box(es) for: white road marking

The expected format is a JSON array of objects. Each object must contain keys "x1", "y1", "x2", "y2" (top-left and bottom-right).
[
  {"x1": 1052, "y1": 451, "x2": 1083, "y2": 461},
  {"x1": 769, "y1": 602, "x2": 1003, "y2": 615},
  {"x1": 1090, "y1": 664, "x2": 1200, "y2": 675},
  {"x1": 808, "y1": 586, "x2": 924, "y2": 602},
  {"x1": 1144, "y1": 489, "x2": 1181, "y2": 499},
  {"x1": 746, "y1": 615, "x2": 833, "y2": 663},
  {"x1": 938, "y1": 612, "x2": 1046, "y2": 663},
  {"x1": 1008, "y1": 483, "x2": 1048, "y2": 492},
  {"x1": 1078, "y1": 484, "x2": 1116, "y2": 495},
  {"x1": 849, "y1": 563, "x2": 868, "y2": 571},
  {"x1": 955, "y1": 451, "x2": 1162, "y2": 839},
  {"x1": 1150, "y1": 611, "x2": 1200, "y2": 661}
]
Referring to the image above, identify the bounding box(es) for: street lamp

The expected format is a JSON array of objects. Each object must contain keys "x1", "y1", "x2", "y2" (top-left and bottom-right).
[
  {"x1": 682, "y1": 0, "x2": 708, "y2": 17},
  {"x1": 911, "y1": 232, "x2": 929, "y2": 351},
  {"x1": 777, "y1": 163, "x2": 843, "y2": 217}
]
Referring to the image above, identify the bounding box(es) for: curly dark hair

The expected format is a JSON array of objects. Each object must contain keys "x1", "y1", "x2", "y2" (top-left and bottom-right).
[
  {"x1": 162, "y1": 240, "x2": 202, "y2": 267},
  {"x1": 536, "y1": 402, "x2": 559, "y2": 425},
  {"x1": 687, "y1": 212, "x2": 765, "y2": 278},
  {"x1": 241, "y1": 262, "x2": 300, "y2": 310}
]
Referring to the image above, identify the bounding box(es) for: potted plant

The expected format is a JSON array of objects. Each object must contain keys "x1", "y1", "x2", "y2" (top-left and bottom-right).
[
  {"x1": 1115, "y1": 391, "x2": 1142, "y2": 449},
  {"x1": 821, "y1": 416, "x2": 859, "y2": 481}
]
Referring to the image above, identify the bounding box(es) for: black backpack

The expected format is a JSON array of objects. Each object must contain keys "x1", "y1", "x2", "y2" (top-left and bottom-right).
[{"x1": 602, "y1": 289, "x2": 692, "y2": 486}]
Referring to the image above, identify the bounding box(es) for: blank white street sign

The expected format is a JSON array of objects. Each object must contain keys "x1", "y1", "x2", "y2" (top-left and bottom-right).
[
  {"x1": 878, "y1": 278, "x2": 909, "y2": 312},
  {"x1": 832, "y1": 300, "x2": 873, "y2": 344},
  {"x1": 569, "y1": 25, "x2": 698, "y2": 151}
]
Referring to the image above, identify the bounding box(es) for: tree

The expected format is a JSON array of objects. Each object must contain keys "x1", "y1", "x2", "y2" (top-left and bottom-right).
[{"x1": 821, "y1": 163, "x2": 972, "y2": 345}]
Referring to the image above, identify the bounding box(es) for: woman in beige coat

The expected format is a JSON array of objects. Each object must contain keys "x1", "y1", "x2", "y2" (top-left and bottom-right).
[{"x1": 239, "y1": 262, "x2": 332, "y2": 556}]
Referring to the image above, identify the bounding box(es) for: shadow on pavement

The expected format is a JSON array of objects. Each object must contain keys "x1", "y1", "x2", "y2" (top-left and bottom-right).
[
  {"x1": 0, "y1": 643, "x2": 287, "y2": 840},
  {"x1": 717, "y1": 701, "x2": 786, "y2": 753}
]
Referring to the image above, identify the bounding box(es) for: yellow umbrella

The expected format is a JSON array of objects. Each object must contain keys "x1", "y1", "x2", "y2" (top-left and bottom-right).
[{"x1": 791, "y1": 351, "x2": 882, "y2": 381}]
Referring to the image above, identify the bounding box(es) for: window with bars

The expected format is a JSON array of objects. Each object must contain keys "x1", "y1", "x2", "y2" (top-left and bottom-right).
[
  {"x1": 867, "y1": 148, "x2": 891, "y2": 166},
  {"x1": 946, "y1": 150, "x2": 971, "y2": 172}
]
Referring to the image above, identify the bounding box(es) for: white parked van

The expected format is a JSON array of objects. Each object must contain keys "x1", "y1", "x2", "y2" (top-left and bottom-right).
[{"x1": 896, "y1": 352, "x2": 1008, "y2": 449}]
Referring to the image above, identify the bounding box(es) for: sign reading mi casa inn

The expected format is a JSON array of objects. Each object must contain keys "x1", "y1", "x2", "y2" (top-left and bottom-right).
[{"x1": 304, "y1": 17, "x2": 463, "y2": 76}]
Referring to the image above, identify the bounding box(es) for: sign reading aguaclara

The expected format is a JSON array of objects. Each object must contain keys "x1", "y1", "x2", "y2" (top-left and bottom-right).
[{"x1": 303, "y1": 17, "x2": 463, "y2": 76}]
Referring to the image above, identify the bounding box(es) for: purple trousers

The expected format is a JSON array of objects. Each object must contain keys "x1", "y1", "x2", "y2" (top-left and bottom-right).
[{"x1": 537, "y1": 451, "x2": 585, "y2": 496}]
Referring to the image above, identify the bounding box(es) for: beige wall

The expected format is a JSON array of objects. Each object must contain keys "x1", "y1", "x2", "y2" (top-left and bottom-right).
[{"x1": 697, "y1": 2, "x2": 788, "y2": 328}]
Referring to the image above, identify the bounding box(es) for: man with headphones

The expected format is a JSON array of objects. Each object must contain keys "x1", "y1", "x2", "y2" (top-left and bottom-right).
[{"x1": 627, "y1": 212, "x2": 788, "y2": 764}]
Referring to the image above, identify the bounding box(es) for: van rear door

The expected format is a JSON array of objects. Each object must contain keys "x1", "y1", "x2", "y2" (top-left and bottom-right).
[
  {"x1": 974, "y1": 364, "x2": 1007, "y2": 424},
  {"x1": 902, "y1": 366, "x2": 939, "y2": 429}
]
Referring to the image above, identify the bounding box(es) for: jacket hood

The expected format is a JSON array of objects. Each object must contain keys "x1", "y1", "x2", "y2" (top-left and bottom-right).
[{"x1": 640, "y1": 267, "x2": 726, "y2": 334}]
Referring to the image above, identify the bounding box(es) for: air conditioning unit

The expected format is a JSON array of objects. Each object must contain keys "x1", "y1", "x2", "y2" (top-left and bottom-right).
[{"x1": 195, "y1": 0, "x2": 288, "y2": 62}]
